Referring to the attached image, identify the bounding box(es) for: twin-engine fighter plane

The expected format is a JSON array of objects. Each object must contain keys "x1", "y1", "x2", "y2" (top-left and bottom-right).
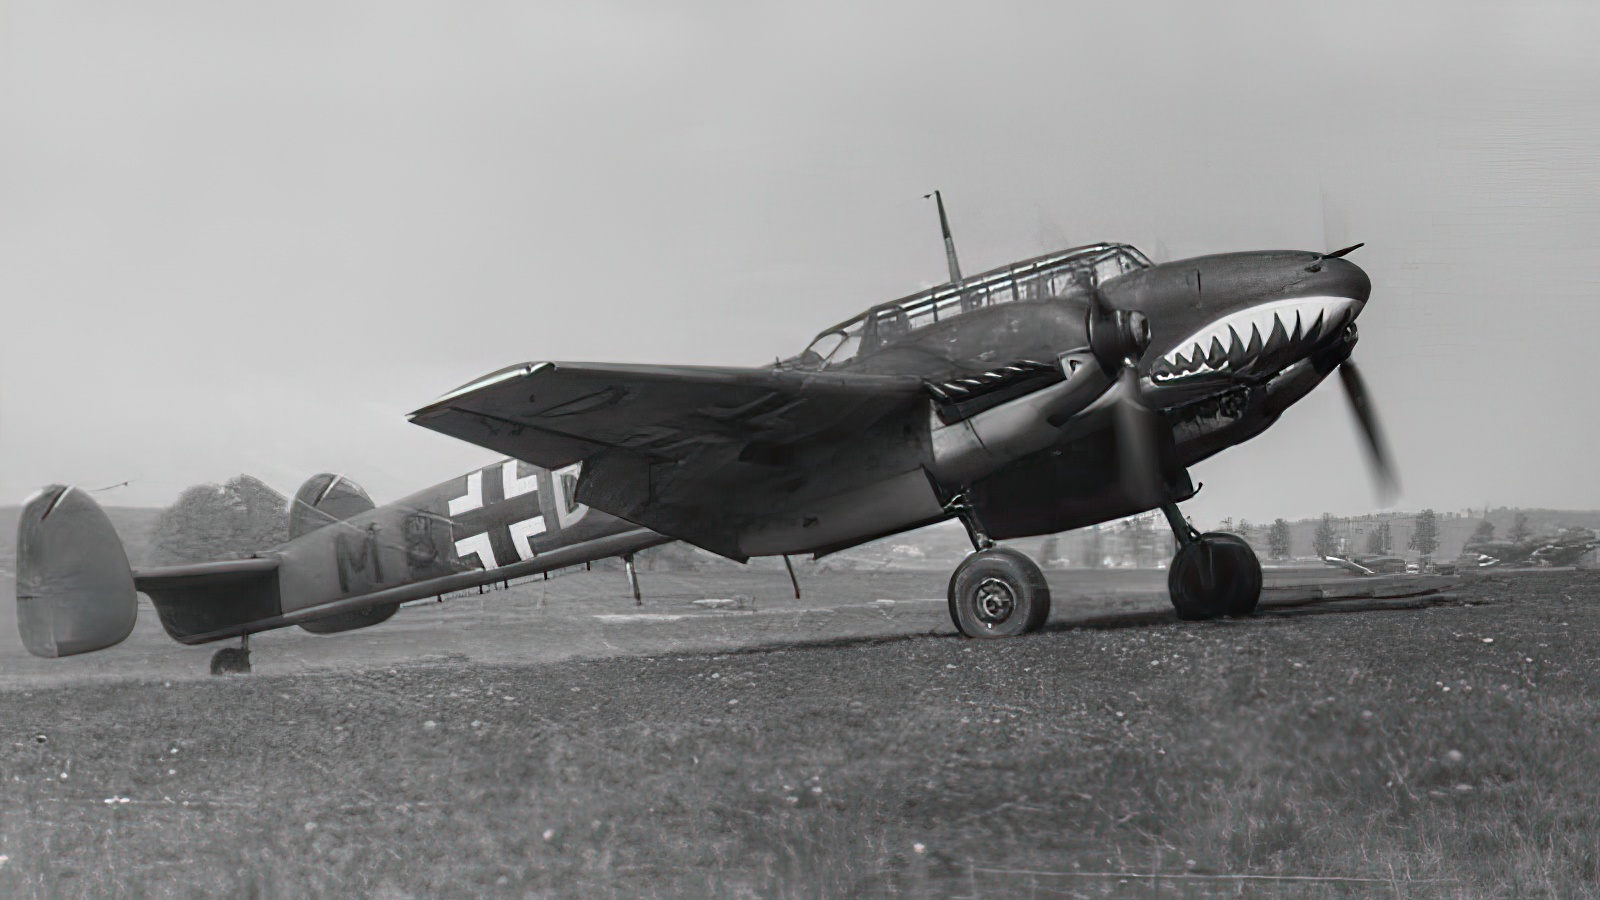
[
  {"x1": 17, "y1": 461, "x2": 671, "y2": 672},
  {"x1": 17, "y1": 201, "x2": 1395, "y2": 663},
  {"x1": 407, "y1": 222, "x2": 1393, "y2": 636}
]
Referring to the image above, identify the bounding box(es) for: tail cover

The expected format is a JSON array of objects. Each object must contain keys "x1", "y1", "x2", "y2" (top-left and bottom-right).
[{"x1": 15, "y1": 486, "x2": 138, "y2": 657}]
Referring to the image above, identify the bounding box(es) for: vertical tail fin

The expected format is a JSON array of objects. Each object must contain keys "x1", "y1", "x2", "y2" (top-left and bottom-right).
[
  {"x1": 288, "y1": 473, "x2": 376, "y2": 540},
  {"x1": 284, "y1": 473, "x2": 395, "y2": 635},
  {"x1": 15, "y1": 486, "x2": 138, "y2": 657}
]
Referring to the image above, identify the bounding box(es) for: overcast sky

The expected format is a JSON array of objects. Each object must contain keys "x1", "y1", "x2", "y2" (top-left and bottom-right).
[{"x1": 3, "y1": 1, "x2": 1597, "y2": 526}]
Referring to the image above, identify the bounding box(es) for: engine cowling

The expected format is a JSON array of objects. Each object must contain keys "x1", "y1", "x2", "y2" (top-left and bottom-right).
[{"x1": 927, "y1": 349, "x2": 1115, "y2": 487}]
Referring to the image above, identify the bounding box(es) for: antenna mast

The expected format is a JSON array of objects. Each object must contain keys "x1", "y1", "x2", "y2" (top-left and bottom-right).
[{"x1": 925, "y1": 190, "x2": 963, "y2": 285}]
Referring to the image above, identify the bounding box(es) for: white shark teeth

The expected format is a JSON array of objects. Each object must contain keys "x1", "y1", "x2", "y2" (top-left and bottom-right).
[{"x1": 1155, "y1": 295, "x2": 1358, "y2": 378}]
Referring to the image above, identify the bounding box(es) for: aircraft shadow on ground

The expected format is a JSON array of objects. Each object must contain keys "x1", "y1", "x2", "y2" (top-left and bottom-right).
[{"x1": 682, "y1": 587, "x2": 1461, "y2": 660}]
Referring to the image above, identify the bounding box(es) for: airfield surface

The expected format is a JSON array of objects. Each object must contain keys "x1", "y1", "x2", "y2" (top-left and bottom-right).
[
  {"x1": 2, "y1": 566, "x2": 1597, "y2": 896},
  {"x1": 0, "y1": 564, "x2": 1439, "y2": 686}
]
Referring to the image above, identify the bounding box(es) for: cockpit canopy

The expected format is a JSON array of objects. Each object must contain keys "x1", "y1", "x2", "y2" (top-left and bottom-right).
[{"x1": 796, "y1": 243, "x2": 1151, "y2": 370}]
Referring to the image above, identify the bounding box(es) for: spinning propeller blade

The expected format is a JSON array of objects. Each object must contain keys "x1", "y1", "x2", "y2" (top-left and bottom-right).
[
  {"x1": 1087, "y1": 286, "x2": 1168, "y2": 507},
  {"x1": 1113, "y1": 365, "x2": 1167, "y2": 508},
  {"x1": 1337, "y1": 359, "x2": 1399, "y2": 505}
]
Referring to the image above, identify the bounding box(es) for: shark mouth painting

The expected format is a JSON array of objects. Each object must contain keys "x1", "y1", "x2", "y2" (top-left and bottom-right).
[{"x1": 1149, "y1": 295, "x2": 1361, "y2": 384}]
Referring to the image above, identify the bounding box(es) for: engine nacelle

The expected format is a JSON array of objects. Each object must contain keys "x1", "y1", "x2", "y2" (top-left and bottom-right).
[{"x1": 927, "y1": 349, "x2": 1114, "y2": 487}]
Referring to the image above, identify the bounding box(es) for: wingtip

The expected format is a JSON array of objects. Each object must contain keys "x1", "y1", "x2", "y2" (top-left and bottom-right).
[
  {"x1": 406, "y1": 406, "x2": 450, "y2": 423},
  {"x1": 411, "y1": 362, "x2": 553, "y2": 418}
]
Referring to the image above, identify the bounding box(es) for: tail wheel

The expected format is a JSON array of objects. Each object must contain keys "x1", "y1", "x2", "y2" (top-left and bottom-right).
[
  {"x1": 210, "y1": 646, "x2": 252, "y2": 675},
  {"x1": 948, "y1": 547, "x2": 1051, "y2": 638},
  {"x1": 1168, "y1": 532, "x2": 1262, "y2": 620}
]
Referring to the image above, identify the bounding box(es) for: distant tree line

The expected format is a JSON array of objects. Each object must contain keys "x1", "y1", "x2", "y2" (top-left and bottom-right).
[
  {"x1": 1409, "y1": 509, "x2": 1439, "y2": 561},
  {"x1": 1217, "y1": 509, "x2": 1446, "y2": 561},
  {"x1": 150, "y1": 475, "x2": 288, "y2": 565},
  {"x1": 1211, "y1": 507, "x2": 1569, "y2": 566},
  {"x1": 1313, "y1": 513, "x2": 1337, "y2": 558},
  {"x1": 1267, "y1": 518, "x2": 1291, "y2": 559},
  {"x1": 1367, "y1": 522, "x2": 1392, "y2": 554}
]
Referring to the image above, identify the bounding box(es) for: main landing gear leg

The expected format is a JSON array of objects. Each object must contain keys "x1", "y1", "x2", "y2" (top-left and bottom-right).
[
  {"x1": 210, "y1": 634, "x2": 252, "y2": 676},
  {"x1": 783, "y1": 555, "x2": 802, "y2": 600},
  {"x1": 624, "y1": 554, "x2": 643, "y2": 606},
  {"x1": 944, "y1": 494, "x2": 1051, "y2": 638},
  {"x1": 1162, "y1": 501, "x2": 1262, "y2": 620}
]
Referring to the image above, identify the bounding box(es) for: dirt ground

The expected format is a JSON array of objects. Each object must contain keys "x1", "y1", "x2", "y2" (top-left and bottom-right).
[
  {"x1": 0, "y1": 562, "x2": 1403, "y2": 686},
  {"x1": 2, "y1": 567, "x2": 1596, "y2": 897}
]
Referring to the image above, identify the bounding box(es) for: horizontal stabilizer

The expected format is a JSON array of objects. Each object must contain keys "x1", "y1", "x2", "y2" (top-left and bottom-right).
[
  {"x1": 134, "y1": 558, "x2": 283, "y2": 645},
  {"x1": 15, "y1": 486, "x2": 138, "y2": 657}
]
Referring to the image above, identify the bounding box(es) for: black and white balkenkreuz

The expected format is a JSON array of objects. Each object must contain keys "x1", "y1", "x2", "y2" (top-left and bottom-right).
[{"x1": 445, "y1": 460, "x2": 586, "y2": 570}]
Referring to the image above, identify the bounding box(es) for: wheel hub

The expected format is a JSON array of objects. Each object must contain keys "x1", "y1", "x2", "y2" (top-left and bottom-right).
[{"x1": 973, "y1": 578, "x2": 1016, "y2": 626}]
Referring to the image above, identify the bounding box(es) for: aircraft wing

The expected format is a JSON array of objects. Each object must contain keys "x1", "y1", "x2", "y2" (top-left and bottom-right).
[{"x1": 408, "y1": 361, "x2": 930, "y2": 559}]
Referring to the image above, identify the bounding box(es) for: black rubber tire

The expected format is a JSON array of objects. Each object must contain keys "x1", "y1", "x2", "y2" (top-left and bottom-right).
[
  {"x1": 1168, "y1": 532, "x2": 1263, "y2": 621},
  {"x1": 948, "y1": 547, "x2": 1052, "y2": 638},
  {"x1": 210, "y1": 646, "x2": 252, "y2": 676}
]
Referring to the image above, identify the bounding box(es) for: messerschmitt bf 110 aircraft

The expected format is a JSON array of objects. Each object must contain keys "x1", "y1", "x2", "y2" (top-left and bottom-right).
[
  {"x1": 406, "y1": 195, "x2": 1396, "y2": 636},
  {"x1": 16, "y1": 461, "x2": 671, "y2": 672},
  {"x1": 17, "y1": 194, "x2": 1396, "y2": 667}
]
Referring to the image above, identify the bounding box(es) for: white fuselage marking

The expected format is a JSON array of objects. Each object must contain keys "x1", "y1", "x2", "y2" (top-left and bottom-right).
[
  {"x1": 507, "y1": 516, "x2": 548, "y2": 562},
  {"x1": 553, "y1": 462, "x2": 588, "y2": 528},
  {"x1": 502, "y1": 460, "x2": 539, "y2": 499},
  {"x1": 448, "y1": 470, "x2": 484, "y2": 516},
  {"x1": 453, "y1": 531, "x2": 499, "y2": 571}
]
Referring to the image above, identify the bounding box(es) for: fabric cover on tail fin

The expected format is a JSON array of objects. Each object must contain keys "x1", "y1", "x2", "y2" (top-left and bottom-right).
[
  {"x1": 15, "y1": 485, "x2": 138, "y2": 658},
  {"x1": 288, "y1": 474, "x2": 376, "y2": 540}
]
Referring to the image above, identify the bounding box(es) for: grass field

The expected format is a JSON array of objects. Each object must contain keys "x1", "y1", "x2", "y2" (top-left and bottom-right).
[{"x1": 2, "y1": 570, "x2": 1598, "y2": 897}]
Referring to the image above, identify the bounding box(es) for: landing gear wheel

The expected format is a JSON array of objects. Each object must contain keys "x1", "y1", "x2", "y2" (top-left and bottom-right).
[
  {"x1": 1168, "y1": 532, "x2": 1262, "y2": 620},
  {"x1": 948, "y1": 547, "x2": 1051, "y2": 638},
  {"x1": 210, "y1": 645, "x2": 252, "y2": 675}
]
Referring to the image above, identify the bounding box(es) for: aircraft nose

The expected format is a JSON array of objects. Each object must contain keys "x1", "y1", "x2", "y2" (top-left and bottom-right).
[
  {"x1": 1141, "y1": 251, "x2": 1372, "y2": 386},
  {"x1": 1311, "y1": 256, "x2": 1371, "y2": 307}
]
